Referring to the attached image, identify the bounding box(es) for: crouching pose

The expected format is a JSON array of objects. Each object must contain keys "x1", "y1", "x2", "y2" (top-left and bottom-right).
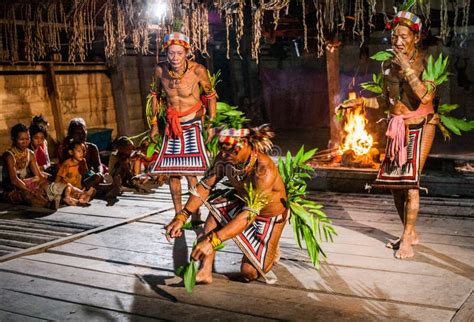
[{"x1": 165, "y1": 125, "x2": 287, "y2": 283}]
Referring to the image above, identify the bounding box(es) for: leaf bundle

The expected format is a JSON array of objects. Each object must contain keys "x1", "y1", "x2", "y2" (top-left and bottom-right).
[{"x1": 278, "y1": 147, "x2": 337, "y2": 269}]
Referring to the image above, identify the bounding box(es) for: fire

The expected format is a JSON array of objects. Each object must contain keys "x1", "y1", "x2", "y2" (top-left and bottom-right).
[{"x1": 340, "y1": 107, "x2": 373, "y2": 156}]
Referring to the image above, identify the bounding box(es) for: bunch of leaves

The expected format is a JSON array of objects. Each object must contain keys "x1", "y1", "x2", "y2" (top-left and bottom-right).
[
  {"x1": 360, "y1": 72, "x2": 384, "y2": 94},
  {"x1": 208, "y1": 69, "x2": 222, "y2": 93},
  {"x1": 366, "y1": 51, "x2": 472, "y2": 139},
  {"x1": 176, "y1": 241, "x2": 198, "y2": 294},
  {"x1": 176, "y1": 240, "x2": 225, "y2": 293},
  {"x1": 370, "y1": 50, "x2": 394, "y2": 62},
  {"x1": 278, "y1": 146, "x2": 336, "y2": 269},
  {"x1": 437, "y1": 104, "x2": 474, "y2": 140},
  {"x1": 205, "y1": 102, "x2": 250, "y2": 159},
  {"x1": 421, "y1": 54, "x2": 450, "y2": 90},
  {"x1": 399, "y1": 0, "x2": 416, "y2": 12},
  {"x1": 236, "y1": 183, "x2": 269, "y2": 222}
]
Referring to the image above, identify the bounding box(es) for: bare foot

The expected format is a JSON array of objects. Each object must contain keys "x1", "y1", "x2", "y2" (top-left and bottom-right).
[
  {"x1": 79, "y1": 187, "x2": 96, "y2": 204},
  {"x1": 63, "y1": 196, "x2": 78, "y2": 206},
  {"x1": 395, "y1": 235, "x2": 415, "y2": 259},
  {"x1": 386, "y1": 231, "x2": 420, "y2": 249},
  {"x1": 196, "y1": 269, "x2": 213, "y2": 284}
]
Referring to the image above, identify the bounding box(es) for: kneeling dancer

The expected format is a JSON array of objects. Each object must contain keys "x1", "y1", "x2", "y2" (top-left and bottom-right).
[{"x1": 165, "y1": 125, "x2": 286, "y2": 283}]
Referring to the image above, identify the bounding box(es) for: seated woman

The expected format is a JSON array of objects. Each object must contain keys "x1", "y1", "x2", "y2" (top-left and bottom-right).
[
  {"x1": 58, "y1": 118, "x2": 105, "y2": 189},
  {"x1": 55, "y1": 139, "x2": 95, "y2": 206},
  {"x1": 2, "y1": 123, "x2": 65, "y2": 208}
]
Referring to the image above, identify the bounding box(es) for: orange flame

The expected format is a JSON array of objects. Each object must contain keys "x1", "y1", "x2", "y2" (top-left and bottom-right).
[{"x1": 341, "y1": 103, "x2": 373, "y2": 156}]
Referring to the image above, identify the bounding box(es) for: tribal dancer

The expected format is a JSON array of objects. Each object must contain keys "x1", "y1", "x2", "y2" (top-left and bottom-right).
[
  {"x1": 150, "y1": 32, "x2": 217, "y2": 223},
  {"x1": 165, "y1": 125, "x2": 287, "y2": 283},
  {"x1": 338, "y1": 10, "x2": 437, "y2": 259}
]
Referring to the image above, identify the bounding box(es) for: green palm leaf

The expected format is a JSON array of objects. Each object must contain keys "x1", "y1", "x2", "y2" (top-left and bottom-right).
[{"x1": 278, "y1": 146, "x2": 336, "y2": 269}]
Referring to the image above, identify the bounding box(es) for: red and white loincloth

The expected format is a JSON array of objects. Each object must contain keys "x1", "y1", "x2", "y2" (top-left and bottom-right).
[{"x1": 150, "y1": 118, "x2": 209, "y2": 176}]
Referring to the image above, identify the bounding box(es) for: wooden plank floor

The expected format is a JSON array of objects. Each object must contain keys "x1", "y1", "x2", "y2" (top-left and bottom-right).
[{"x1": 0, "y1": 186, "x2": 473, "y2": 321}]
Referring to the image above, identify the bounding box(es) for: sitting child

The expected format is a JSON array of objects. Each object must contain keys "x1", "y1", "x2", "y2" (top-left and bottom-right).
[
  {"x1": 29, "y1": 122, "x2": 51, "y2": 172},
  {"x1": 1, "y1": 123, "x2": 83, "y2": 209},
  {"x1": 55, "y1": 139, "x2": 95, "y2": 206},
  {"x1": 133, "y1": 137, "x2": 158, "y2": 176},
  {"x1": 133, "y1": 137, "x2": 166, "y2": 186},
  {"x1": 58, "y1": 118, "x2": 105, "y2": 189},
  {"x1": 108, "y1": 136, "x2": 150, "y2": 197}
]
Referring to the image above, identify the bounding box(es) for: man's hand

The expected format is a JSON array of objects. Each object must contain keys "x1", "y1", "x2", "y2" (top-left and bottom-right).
[
  {"x1": 191, "y1": 238, "x2": 214, "y2": 261},
  {"x1": 392, "y1": 50, "x2": 411, "y2": 70},
  {"x1": 205, "y1": 127, "x2": 216, "y2": 144},
  {"x1": 335, "y1": 97, "x2": 364, "y2": 113},
  {"x1": 149, "y1": 125, "x2": 159, "y2": 143},
  {"x1": 164, "y1": 219, "x2": 184, "y2": 241}
]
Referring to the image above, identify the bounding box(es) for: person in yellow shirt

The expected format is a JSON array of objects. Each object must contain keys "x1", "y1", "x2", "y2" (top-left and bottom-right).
[{"x1": 56, "y1": 140, "x2": 95, "y2": 206}]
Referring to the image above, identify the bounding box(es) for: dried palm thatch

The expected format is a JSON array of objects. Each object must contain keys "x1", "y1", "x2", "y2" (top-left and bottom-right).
[{"x1": 0, "y1": 0, "x2": 471, "y2": 64}]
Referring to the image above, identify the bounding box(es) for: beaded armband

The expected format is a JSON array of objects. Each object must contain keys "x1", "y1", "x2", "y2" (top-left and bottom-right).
[
  {"x1": 174, "y1": 208, "x2": 191, "y2": 224},
  {"x1": 207, "y1": 231, "x2": 222, "y2": 248},
  {"x1": 204, "y1": 91, "x2": 217, "y2": 100}
]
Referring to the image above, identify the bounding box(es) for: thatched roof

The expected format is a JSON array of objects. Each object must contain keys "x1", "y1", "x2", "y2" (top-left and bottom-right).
[{"x1": 0, "y1": 0, "x2": 471, "y2": 64}]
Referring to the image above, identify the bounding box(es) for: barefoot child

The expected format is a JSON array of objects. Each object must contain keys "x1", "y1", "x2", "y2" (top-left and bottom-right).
[
  {"x1": 55, "y1": 140, "x2": 95, "y2": 206},
  {"x1": 108, "y1": 136, "x2": 150, "y2": 196}
]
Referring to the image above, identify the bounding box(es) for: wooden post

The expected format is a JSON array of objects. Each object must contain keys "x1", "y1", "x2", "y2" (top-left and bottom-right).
[
  {"x1": 110, "y1": 58, "x2": 130, "y2": 136},
  {"x1": 45, "y1": 63, "x2": 65, "y2": 142},
  {"x1": 136, "y1": 53, "x2": 149, "y2": 128},
  {"x1": 326, "y1": 41, "x2": 343, "y2": 149}
]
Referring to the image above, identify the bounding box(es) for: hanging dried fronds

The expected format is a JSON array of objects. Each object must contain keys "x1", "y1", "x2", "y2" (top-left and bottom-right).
[
  {"x1": 367, "y1": 0, "x2": 377, "y2": 30},
  {"x1": 6, "y1": 5, "x2": 19, "y2": 63},
  {"x1": 34, "y1": 4, "x2": 47, "y2": 60},
  {"x1": 46, "y1": 2, "x2": 62, "y2": 52},
  {"x1": 235, "y1": 0, "x2": 244, "y2": 58},
  {"x1": 68, "y1": 0, "x2": 88, "y2": 62},
  {"x1": 302, "y1": 0, "x2": 308, "y2": 51},
  {"x1": 439, "y1": 0, "x2": 450, "y2": 44},
  {"x1": 103, "y1": 0, "x2": 116, "y2": 61},
  {"x1": 313, "y1": 0, "x2": 325, "y2": 57},
  {"x1": 250, "y1": 0, "x2": 289, "y2": 62},
  {"x1": 117, "y1": 2, "x2": 127, "y2": 56},
  {"x1": 24, "y1": 4, "x2": 35, "y2": 62},
  {"x1": 460, "y1": 0, "x2": 471, "y2": 47},
  {"x1": 352, "y1": 0, "x2": 365, "y2": 45}
]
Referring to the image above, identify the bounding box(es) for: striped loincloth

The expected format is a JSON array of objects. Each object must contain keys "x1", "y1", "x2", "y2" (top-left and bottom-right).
[
  {"x1": 150, "y1": 118, "x2": 209, "y2": 176},
  {"x1": 373, "y1": 123, "x2": 423, "y2": 190},
  {"x1": 209, "y1": 197, "x2": 285, "y2": 273}
]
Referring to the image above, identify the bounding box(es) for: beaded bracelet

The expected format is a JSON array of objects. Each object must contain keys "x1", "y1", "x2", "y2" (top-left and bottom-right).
[
  {"x1": 207, "y1": 231, "x2": 222, "y2": 248},
  {"x1": 174, "y1": 208, "x2": 191, "y2": 224}
]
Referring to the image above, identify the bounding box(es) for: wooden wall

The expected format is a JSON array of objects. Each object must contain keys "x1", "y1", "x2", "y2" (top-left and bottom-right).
[
  {"x1": 0, "y1": 61, "x2": 148, "y2": 155},
  {"x1": 119, "y1": 55, "x2": 156, "y2": 135}
]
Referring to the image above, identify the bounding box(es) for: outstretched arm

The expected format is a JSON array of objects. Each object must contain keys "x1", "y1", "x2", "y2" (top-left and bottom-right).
[{"x1": 164, "y1": 154, "x2": 225, "y2": 239}]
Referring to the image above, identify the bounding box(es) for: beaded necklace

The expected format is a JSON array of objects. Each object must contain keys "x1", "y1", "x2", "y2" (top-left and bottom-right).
[
  {"x1": 233, "y1": 150, "x2": 258, "y2": 181},
  {"x1": 168, "y1": 60, "x2": 188, "y2": 88}
]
